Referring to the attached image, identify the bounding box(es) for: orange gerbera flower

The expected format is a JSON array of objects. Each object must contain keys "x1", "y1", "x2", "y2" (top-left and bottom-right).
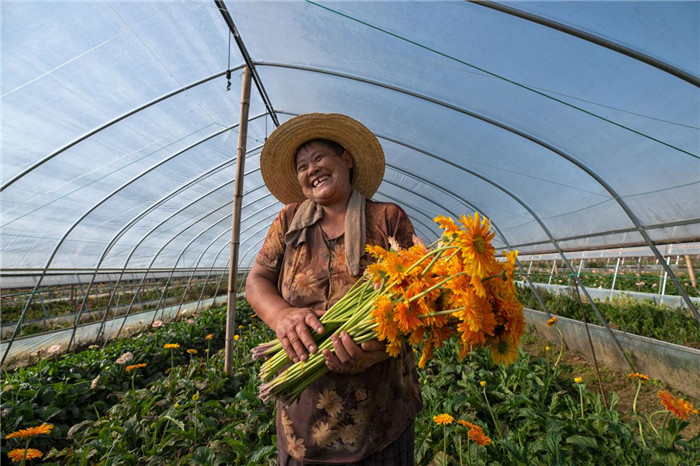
[
  {"x1": 469, "y1": 428, "x2": 492, "y2": 446},
  {"x1": 394, "y1": 301, "x2": 422, "y2": 333},
  {"x1": 434, "y1": 215, "x2": 460, "y2": 237},
  {"x1": 458, "y1": 213, "x2": 496, "y2": 278},
  {"x1": 628, "y1": 373, "x2": 649, "y2": 382},
  {"x1": 383, "y1": 251, "x2": 414, "y2": 284},
  {"x1": 8, "y1": 448, "x2": 43, "y2": 462},
  {"x1": 490, "y1": 336, "x2": 519, "y2": 366},
  {"x1": 503, "y1": 249, "x2": 518, "y2": 281},
  {"x1": 546, "y1": 316, "x2": 558, "y2": 327},
  {"x1": 371, "y1": 296, "x2": 399, "y2": 343},
  {"x1": 5, "y1": 423, "x2": 53, "y2": 439},
  {"x1": 658, "y1": 390, "x2": 699, "y2": 420},
  {"x1": 125, "y1": 363, "x2": 147, "y2": 372},
  {"x1": 365, "y1": 244, "x2": 390, "y2": 261},
  {"x1": 457, "y1": 420, "x2": 479, "y2": 429},
  {"x1": 386, "y1": 339, "x2": 403, "y2": 357}
]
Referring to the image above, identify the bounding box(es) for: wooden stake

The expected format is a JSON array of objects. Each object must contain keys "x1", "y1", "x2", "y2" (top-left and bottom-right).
[
  {"x1": 686, "y1": 255, "x2": 697, "y2": 288},
  {"x1": 225, "y1": 66, "x2": 252, "y2": 376}
]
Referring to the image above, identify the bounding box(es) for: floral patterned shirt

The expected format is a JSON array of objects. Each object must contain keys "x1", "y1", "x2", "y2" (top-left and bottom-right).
[{"x1": 255, "y1": 200, "x2": 423, "y2": 463}]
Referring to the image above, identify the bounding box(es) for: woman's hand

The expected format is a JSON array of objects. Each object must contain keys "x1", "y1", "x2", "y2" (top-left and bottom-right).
[
  {"x1": 273, "y1": 307, "x2": 325, "y2": 363},
  {"x1": 322, "y1": 331, "x2": 389, "y2": 373}
]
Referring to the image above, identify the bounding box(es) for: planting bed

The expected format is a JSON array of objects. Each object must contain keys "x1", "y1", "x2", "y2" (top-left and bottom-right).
[{"x1": 1, "y1": 302, "x2": 698, "y2": 465}]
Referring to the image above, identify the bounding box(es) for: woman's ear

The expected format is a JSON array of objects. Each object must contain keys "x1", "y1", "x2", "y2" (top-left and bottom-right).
[{"x1": 341, "y1": 150, "x2": 354, "y2": 169}]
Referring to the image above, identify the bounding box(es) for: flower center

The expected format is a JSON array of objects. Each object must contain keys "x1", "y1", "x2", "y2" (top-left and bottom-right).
[{"x1": 474, "y1": 236, "x2": 485, "y2": 254}]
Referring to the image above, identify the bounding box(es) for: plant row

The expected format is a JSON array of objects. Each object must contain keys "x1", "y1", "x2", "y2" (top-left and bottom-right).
[{"x1": 517, "y1": 286, "x2": 700, "y2": 349}]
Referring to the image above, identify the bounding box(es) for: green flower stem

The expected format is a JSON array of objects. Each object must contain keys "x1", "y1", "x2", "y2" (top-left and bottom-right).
[
  {"x1": 467, "y1": 435, "x2": 472, "y2": 466},
  {"x1": 578, "y1": 385, "x2": 585, "y2": 421},
  {"x1": 647, "y1": 410, "x2": 667, "y2": 436},
  {"x1": 458, "y1": 433, "x2": 463, "y2": 466},
  {"x1": 443, "y1": 424, "x2": 448, "y2": 459},
  {"x1": 553, "y1": 326, "x2": 564, "y2": 367},
  {"x1": 418, "y1": 307, "x2": 464, "y2": 319},
  {"x1": 632, "y1": 379, "x2": 647, "y2": 446},
  {"x1": 482, "y1": 386, "x2": 502, "y2": 440}
]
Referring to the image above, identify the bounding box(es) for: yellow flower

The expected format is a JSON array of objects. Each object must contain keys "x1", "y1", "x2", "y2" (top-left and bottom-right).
[
  {"x1": 545, "y1": 345, "x2": 551, "y2": 352},
  {"x1": 628, "y1": 372, "x2": 649, "y2": 381},
  {"x1": 8, "y1": 448, "x2": 43, "y2": 462},
  {"x1": 205, "y1": 334, "x2": 214, "y2": 340},
  {"x1": 174, "y1": 403, "x2": 180, "y2": 409},
  {"x1": 192, "y1": 393, "x2": 200, "y2": 402},
  {"x1": 574, "y1": 377, "x2": 583, "y2": 384},
  {"x1": 433, "y1": 413, "x2": 454, "y2": 425},
  {"x1": 125, "y1": 363, "x2": 147, "y2": 372},
  {"x1": 547, "y1": 316, "x2": 558, "y2": 327},
  {"x1": 234, "y1": 335, "x2": 240, "y2": 341},
  {"x1": 187, "y1": 349, "x2": 198, "y2": 355},
  {"x1": 479, "y1": 380, "x2": 486, "y2": 387},
  {"x1": 238, "y1": 325, "x2": 244, "y2": 329},
  {"x1": 164, "y1": 343, "x2": 180, "y2": 349},
  {"x1": 5, "y1": 423, "x2": 54, "y2": 439}
]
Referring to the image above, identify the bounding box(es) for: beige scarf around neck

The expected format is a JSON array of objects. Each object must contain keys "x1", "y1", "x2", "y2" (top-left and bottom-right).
[{"x1": 284, "y1": 189, "x2": 366, "y2": 276}]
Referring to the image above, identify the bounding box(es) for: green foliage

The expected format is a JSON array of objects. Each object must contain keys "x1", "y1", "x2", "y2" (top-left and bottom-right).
[
  {"x1": 518, "y1": 286, "x2": 700, "y2": 347},
  {"x1": 416, "y1": 342, "x2": 700, "y2": 465},
  {"x1": 2, "y1": 301, "x2": 699, "y2": 465}
]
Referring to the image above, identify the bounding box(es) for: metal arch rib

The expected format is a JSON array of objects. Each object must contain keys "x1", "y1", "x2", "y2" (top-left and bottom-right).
[
  {"x1": 86, "y1": 147, "x2": 263, "y2": 342},
  {"x1": 1, "y1": 119, "x2": 261, "y2": 365},
  {"x1": 264, "y1": 64, "x2": 698, "y2": 316},
  {"x1": 110, "y1": 195, "x2": 280, "y2": 341},
  {"x1": 1, "y1": 65, "x2": 245, "y2": 192},
  {"x1": 468, "y1": 1, "x2": 700, "y2": 88},
  {"x1": 214, "y1": 0, "x2": 279, "y2": 127}
]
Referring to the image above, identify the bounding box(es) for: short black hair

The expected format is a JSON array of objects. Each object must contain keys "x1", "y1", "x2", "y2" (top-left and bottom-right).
[{"x1": 296, "y1": 138, "x2": 345, "y2": 157}]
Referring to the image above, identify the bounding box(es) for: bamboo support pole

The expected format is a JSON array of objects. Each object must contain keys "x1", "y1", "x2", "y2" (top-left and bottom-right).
[
  {"x1": 225, "y1": 66, "x2": 252, "y2": 376},
  {"x1": 686, "y1": 255, "x2": 697, "y2": 288}
]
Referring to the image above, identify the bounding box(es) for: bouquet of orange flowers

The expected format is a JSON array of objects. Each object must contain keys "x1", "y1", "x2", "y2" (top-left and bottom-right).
[{"x1": 254, "y1": 213, "x2": 525, "y2": 405}]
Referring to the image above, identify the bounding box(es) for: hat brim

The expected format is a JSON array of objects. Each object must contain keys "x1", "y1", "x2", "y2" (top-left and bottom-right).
[{"x1": 260, "y1": 113, "x2": 385, "y2": 205}]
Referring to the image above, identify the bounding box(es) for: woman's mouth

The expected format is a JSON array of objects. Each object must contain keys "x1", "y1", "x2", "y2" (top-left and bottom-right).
[{"x1": 312, "y1": 175, "x2": 330, "y2": 188}]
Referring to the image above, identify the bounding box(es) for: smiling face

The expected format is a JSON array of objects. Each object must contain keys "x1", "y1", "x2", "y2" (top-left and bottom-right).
[{"x1": 295, "y1": 140, "x2": 354, "y2": 206}]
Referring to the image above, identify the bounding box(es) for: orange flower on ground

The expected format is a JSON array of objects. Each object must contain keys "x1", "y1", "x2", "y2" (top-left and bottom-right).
[
  {"x1": 458, "y1": 420, "x2": 479, "y2": 429},
  {"x1": 547, "y1": 316, "x2": 558, "y2": 327},
  {"x1": 205, "y1": 334, "x2": 213, "y2": 340},
  {"x1": 8, "y1": 448, "x2": 43, "y2": 462},
  {"x1": 125, "y1": 363, "x2": 147, "y2": 372},
  {"x1": 469, "y1": 428, "x2": 492, "y2": 446},
  {"x1": 164, "y1": 343, "x2": 180, "y2": 349},
  {"x1": 433, "y1": 413, "x2": 454, "y2": 425},
  {"x1": 5, "y1": 423, "x2": 53, "y2": 439},
  {"x1": 658, "y1": 390, "x2": 699, "y2": 420},
  {"x1": 187, "y1": 349, "x2": 198, "y2": 355},
  {"x1": 628, "y1": 372, "x2": 649, "y2": 381}
]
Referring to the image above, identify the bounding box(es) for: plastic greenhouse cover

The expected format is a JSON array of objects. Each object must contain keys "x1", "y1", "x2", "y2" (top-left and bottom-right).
[{"x1": 1, "y1": 0, "x2": 698, "y2": 279}]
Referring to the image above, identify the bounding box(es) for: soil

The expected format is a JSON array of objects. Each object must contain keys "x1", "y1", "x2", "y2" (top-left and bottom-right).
[{"x1": 521, "y1": 327, "x2": 700, "y2": 439}]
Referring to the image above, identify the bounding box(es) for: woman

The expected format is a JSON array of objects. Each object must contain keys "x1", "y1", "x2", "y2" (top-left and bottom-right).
[{"x1": 246, "y1": 114, "x2": 422, "y2": 464}]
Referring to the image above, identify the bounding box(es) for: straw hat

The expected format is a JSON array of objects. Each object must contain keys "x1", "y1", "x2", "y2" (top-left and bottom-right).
[{"x1": 260, "y1": 113, "x2": 385, "y2": 205}]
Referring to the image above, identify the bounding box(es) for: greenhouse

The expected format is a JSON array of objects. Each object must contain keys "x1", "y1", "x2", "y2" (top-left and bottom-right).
[{"x1": 1, "y1": 1, "x2": 699, "y2": 464}]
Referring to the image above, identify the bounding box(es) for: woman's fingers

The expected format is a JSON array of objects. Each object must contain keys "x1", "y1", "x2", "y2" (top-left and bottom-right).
[{"x1": 275, "y1": 307, "x2": 324, "y2": 363}]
